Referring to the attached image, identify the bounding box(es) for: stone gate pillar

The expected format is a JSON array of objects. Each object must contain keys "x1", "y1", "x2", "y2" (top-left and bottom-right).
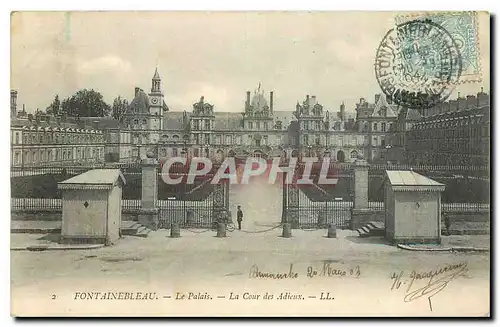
[
  {"x1": 350, "y1": 158, "x2": 372, "y2": 230},
  {"x1": 139, "y1": 156, "x2": 159, "y2": 230},
  {"x1": 213, "y1": 182, "x2": 228, "y2": 223},
  {"x1": 287, "y1": 184, "x2": 300, "y2": 229}
]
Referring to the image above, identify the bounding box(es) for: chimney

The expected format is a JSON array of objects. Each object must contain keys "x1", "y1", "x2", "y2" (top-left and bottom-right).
[
  {"x1": 246, "y1": 91, "x2": 251, "y2": 109},
  {"x1": 340, "y1": 102, "x2": 345, "y2": 121},
  {"x1": 441, "y1": 101, "x2": 450, "y2": 113},
  {"x1": 135, "y1": 87, "x2": 140, "y2": 96},
  {"x1": 27, "y1": 113, "x2": 33, "y2": 122},
  {"x1": 434, "y1": 102, "x2": 442, "y2": 115},
  {"x1": 359, "y1": 97, "x2": 365, "y2": 104},
  {"x1": 457, "y1": 92, "x2": 467, "y2": 111},
  {"x1": 306, "y1": 95, "x2": 310, "y2": 107},
  {"x1": 269, "y1": 91, "x2": 274, "y2": 113},
  {"x1": 10, "y1": 90, "x2": 18, "y2": 117},
  {"x1": 448, "y1": 99, "x2": 458, "y2": 112},
  {"x1": 466, "y1": 95, "x2": 477, "y2": 109},
  {"x1": 477, "y1": 87, "x2": 489, "y2": 107},
  {"x1": 375, "y1": 94, "x2": 381, "y2": 103}
]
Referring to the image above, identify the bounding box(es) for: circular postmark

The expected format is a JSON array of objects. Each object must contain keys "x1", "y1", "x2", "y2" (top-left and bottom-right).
[{"x1": 375, "y1": 19, "x2": 462, "y2": 109}]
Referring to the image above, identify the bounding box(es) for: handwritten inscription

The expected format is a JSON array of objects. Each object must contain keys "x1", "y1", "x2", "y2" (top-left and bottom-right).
[
  {"x1": 390, "y1": 262, "x2": 468, "y2": 310},
  {"x1": 307, "y1": 263, "x2": 361, "y2": 279},
  {"x1": 249, "y1": 264, "x2": 299, "y2": 279},
  {"x1": 249, "y1": 263, "x2": 361, "y2": 279}
]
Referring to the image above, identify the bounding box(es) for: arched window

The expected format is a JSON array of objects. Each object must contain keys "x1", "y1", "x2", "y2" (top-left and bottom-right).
[{"x1": 350, "y1": 150, "x2": 358, "y2": 159}]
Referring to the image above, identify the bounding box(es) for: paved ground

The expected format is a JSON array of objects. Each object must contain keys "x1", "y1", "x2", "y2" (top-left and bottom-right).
[
  {"x1": 227, "y1": 174, "x2": 282, "y2": 230},
  {"x1": 10, "y1": 176, "x2": 490, "y2": 316},
  {"x1": 11, "y1": 228, "x2": 490, "y2": 317}
]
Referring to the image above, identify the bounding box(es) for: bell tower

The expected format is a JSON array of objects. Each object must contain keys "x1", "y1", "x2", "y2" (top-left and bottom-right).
[{"x1": 148, "y1": 67, "x2": 165, "y2": 143}]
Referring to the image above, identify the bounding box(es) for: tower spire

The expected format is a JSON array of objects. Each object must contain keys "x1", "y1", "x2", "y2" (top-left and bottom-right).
[
  {"x1": 151, "y1": 67, "x2": 161, "y2": 93},
  {"x1": 153, "y1": 67, "x2": 160, "y2": 80}
]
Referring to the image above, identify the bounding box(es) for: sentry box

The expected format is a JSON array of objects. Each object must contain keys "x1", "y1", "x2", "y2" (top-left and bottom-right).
[
  {"x1": 384, "y1": 170, "x2": 445, "y2": 245},
  {"x1": 58, "y1": 169, "x2": 126, "y2": 245}
]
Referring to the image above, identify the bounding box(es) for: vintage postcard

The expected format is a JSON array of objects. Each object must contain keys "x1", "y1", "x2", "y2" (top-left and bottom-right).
[{"x1": 10, "y1": 11, "x2": 490, "y2": 317}]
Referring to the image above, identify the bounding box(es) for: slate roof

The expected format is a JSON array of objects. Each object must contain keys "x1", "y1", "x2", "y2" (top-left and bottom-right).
[
  {"x1": 162, "y1": 110, "x2": 297, "y2": 131},
  {"x1": 405, "y1": 108, "x2": 422, "y2": 121},
  {"x1": 213, "y1": 112, "x2": 243, "y2": 130},
  {"x1": 163, "y1": 112, "x2": 186, "y2": 130},
  {"x1": 78, "y1": 117, "x2": 128, "y2": 129},
  {"x1": 127, "y1": 90, "x2": 150, "y2": 114},
  {"x1": 372, "y1": 94, "x2": 399, "y2": 118}
]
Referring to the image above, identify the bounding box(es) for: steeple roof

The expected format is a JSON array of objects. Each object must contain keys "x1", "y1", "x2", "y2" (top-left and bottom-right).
[{"x1": 153, "y1": 67, "x2": 160, "y2": 80}]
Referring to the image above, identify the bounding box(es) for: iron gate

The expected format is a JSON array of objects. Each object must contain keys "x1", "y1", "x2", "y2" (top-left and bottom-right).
[
  {"x1": 281, "y1": 172, "x2": 352, "y2": 229},
  {"x1": 158, "y1": 191, "x2": 215, "y2": 229}
]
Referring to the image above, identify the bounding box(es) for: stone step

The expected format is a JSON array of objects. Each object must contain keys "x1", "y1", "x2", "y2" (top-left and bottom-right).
[
  {"x1": 135, "y1": 228, "x2": 152, "y2": 238},
  {"x1": 360, "y1": 226, "x2": 370, "y2": 234},
  {"x1": 368, "y1": 221, "x2": 385, "y2": 230},
  {"x1": 357, "y1": 228, "x2": 369, "y2": 237}
]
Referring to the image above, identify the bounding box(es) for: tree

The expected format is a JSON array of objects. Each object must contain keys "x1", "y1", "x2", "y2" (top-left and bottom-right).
[
  {"x1": 61, "y1": 89, "x2": 111, "y2": 118},
  {"x1": 112, "y1": 96, "x2": 129, "y2": 121},
  {"x1": 46, "y1": 94, "x2": 61, "y2": 116}
]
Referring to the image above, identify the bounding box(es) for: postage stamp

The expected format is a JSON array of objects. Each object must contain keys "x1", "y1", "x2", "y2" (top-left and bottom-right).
[
  {"x1": 395, "y1": 12, "x2": 481, "y2": 84},
  {"x1": 374, "y1": 19, "x2": 462, "y2": 109}
]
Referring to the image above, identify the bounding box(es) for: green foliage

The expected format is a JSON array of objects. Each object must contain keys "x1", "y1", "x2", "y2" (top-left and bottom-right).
[
  {"x1": 60, "y1": 89, "x2": 111, "y2": 117},
  {"x1": 46, "y1": 95, "x2": 61, "y2": 116},
  {"x1": 112, "y1": 96, "x2": 129, "y2": 121}
]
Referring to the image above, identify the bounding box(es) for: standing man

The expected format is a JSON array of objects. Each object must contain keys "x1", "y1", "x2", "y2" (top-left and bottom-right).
[{"x1": 237, "y1": 206, "x2": 243, "y2": 230}]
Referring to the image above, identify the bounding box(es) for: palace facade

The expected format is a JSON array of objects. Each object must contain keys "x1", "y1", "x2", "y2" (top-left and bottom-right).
[
  {"x1": 121, "y1": 69, "x2": 394, "y2": 164},
  {"x1": 11, "y1": 68, "x2": 490, "y2": 168}
]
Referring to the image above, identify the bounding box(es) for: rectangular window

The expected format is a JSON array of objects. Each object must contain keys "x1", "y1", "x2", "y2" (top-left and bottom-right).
[
  {"x1": 249, "y1": 121, "x2": 253, "y2": 129},
  {"x1": 315, "y1": 121, "x2": 321, "y2": 130},
  {"x1": 381, "y1": 122, "x2": 386, "y2": 132},
  {"x1": 373, "y1": 123, "x2": 378, "y2": 131},
  {"x1": 264, "y1": 122, "x2": 268, "y2": 130},
  {"x1": 315, "y1": 136, "x2": 320, "y2": 145},
  {"x1": 257, "y1": 122, "x2": 261, "y2": 130},
  {"x1": 276, "y1": 135, "x2": 282, "y2": 145}
]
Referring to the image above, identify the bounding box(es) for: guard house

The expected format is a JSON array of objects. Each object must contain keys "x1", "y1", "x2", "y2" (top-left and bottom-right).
[
  {"x1": 385, "y1": 170, "x2": 445, "y2": 244},
  {"x1": 58, "y1": 169, "x2": 126, "y2": 245}
]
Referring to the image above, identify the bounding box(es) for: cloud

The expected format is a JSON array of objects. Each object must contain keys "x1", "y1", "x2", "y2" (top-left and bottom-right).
[{"x1": 77, "y1": 55, "x2": 132, "y2": 75}]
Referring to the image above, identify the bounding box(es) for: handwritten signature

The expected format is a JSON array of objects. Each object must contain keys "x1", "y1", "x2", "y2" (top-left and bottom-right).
[{"x1": 390, "y1": 262, "x2": 468, "y2": 310}]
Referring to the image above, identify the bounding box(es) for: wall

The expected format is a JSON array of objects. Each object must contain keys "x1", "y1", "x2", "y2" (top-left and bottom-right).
[
  {"x1": 62, "y1": 189, "x2": 107, "y2": 239},
  {"x1": 394, "y1": 192, "x2": 439, "y2": 239},
  {"x1": 106, "y1": 184, "x2": 122, "y2": 243}
]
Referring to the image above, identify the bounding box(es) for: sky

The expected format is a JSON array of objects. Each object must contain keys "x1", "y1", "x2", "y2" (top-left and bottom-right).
[{"x1": 10, "y1": 11, "x2": 490, "y2": 114}]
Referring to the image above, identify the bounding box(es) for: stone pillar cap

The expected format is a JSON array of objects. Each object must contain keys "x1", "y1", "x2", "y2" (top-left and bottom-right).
[{"x1": 141, "y1": 158, "x2": 158, "y2": 166}]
